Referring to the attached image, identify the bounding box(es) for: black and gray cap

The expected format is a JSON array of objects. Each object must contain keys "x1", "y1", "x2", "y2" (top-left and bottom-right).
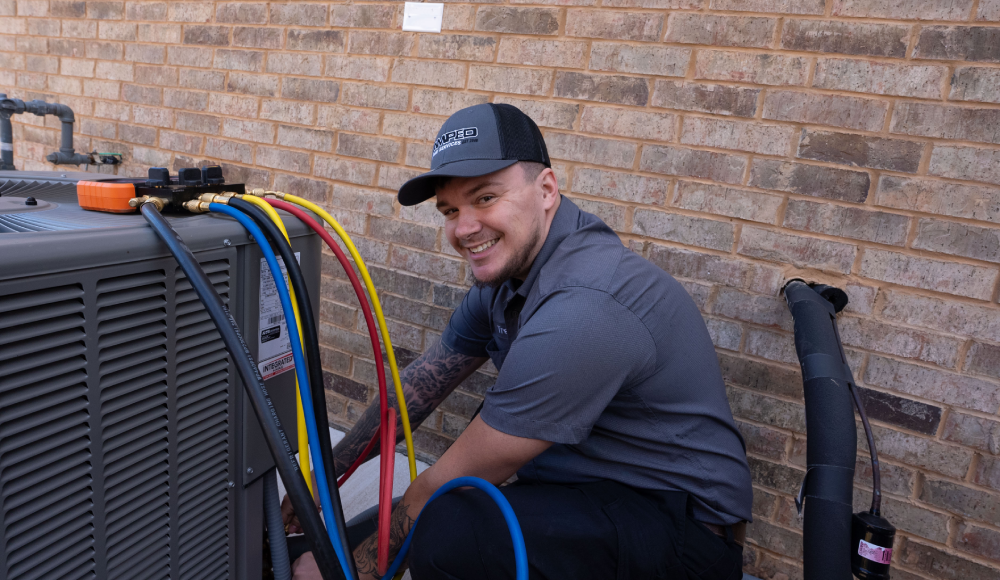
[{"x1": 397, "y1": 103, "x2": 551, "y2": 206}]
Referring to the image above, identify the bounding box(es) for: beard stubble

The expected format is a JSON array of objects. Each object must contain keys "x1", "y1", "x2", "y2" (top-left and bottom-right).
[{"x1": 470, "y1": 222, "x2": 543, "y2": 290}]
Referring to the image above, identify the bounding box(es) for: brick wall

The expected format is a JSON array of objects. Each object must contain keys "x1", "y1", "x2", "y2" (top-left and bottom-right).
[{"x1": 4, "y1": 0, "x2": 1000, "y2": 577}]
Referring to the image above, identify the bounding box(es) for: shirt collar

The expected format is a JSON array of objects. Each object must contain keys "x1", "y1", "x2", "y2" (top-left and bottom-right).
[{"x1": 501, "y1": 195, "x2": 580, "y2": 301}]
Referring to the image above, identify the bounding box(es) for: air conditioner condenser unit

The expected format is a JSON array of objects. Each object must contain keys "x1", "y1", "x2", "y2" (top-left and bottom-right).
[{"x1": 0, "y1": 170, "x2": 320, "y2": 580}]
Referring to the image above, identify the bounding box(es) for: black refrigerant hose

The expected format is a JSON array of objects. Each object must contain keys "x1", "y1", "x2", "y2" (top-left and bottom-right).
[
  {"x1": 139, "y1": 203, "x2": 341, "y2": 580},
  {"x1": 227, "y1": 197, "x2": 358, "y2": 577}
]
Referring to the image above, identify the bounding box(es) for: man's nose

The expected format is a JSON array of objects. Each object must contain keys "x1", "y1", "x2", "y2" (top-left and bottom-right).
[{"x1": 454, "y1": 211, "x2": 481, "y2": 240}]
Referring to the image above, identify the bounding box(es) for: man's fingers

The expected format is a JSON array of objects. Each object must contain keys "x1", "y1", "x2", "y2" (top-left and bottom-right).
[
  {"x1": 281, "y1": 493, "x2": 304, "y2": 534},
  {"x1": 281, "y1": 494, "x2": 294, "y2": 524}
]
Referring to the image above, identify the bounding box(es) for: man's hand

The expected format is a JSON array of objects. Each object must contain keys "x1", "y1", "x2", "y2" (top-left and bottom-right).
[
  {"x1": 282, "y1": 471, "x2": 320, "y2": 535},
  {"x1": 281, "y1": 492, "x2": 305, "y2": 535}
]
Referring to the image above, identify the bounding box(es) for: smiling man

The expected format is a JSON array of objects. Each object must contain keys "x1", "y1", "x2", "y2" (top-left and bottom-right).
[{"x1": 290, "y1": 104, "x2": 752, "y2": 580}]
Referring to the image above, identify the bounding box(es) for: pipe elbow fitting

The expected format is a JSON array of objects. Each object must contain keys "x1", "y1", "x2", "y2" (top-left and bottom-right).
[{"x1": 55, "y1": 104, "x2": 75, "y2": 124}]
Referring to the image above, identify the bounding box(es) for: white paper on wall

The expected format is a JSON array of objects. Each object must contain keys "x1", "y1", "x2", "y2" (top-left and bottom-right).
[{"x1": 402, "y1": 2, "x2": 444, "y2": 33}]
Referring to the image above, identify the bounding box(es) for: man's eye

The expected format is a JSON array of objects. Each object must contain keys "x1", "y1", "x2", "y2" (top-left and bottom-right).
[{"x1": 479, "y1": 195, "x2": 494, "y2": 204}]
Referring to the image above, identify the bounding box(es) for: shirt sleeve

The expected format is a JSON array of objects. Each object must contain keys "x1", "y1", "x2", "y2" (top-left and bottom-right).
[
  {"x1": 440, "y1": 285, "x2": 494, "y2": 357},
  {"x1": 480, "y1": 288, "x2": 656, "y2": 444}
]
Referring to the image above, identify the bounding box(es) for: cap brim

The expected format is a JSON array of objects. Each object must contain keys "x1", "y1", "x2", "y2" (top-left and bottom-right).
[{"x1": 396, "y1": 159, "x2": 519, "y2": 206}]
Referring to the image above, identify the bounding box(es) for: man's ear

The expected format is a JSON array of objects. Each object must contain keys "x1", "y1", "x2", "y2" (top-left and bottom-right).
[{"x1": 538, "y1": 167, "x2": 559, "y2": 210}]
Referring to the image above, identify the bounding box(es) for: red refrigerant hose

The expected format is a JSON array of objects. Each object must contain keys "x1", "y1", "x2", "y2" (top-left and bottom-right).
[
  {"x1": 378, "y1": 407, "x2": 397, "y2": 574},
  {"x1": 264, "y1": 198, "x2": 397, "y2": 570}
]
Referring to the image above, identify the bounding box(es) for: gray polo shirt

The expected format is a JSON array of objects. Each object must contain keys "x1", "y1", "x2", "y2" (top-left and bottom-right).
[{"x1": 442, "y1": 197, "x2": 752, "y2": 524}]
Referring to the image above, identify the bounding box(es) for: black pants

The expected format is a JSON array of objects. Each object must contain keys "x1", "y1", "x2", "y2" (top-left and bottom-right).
[
  {"x1": 410, "y1": 479, "x2": 742, "y2": 580},
  {"x1": 289, "y1": 480, "x2": 742, "y2": 580}
]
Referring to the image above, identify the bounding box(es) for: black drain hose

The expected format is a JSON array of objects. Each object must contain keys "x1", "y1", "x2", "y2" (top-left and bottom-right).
[
  {"x1": 264, "y1": 468, "x2": 292, "y2": 580},
  {"x1": 140, "y1": 203, "x2": 340, "y2": 580},
  {"x1": 784, "y1": 280, "x2": 856, "y2": 580}
]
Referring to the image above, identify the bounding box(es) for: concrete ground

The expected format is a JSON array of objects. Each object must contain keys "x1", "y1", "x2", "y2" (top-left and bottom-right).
[{"x1": 275, "y1": 429, "x2": 762, "y2": 580}]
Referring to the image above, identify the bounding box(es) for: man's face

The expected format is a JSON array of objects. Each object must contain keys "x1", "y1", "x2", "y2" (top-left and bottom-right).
[{"x1": 436, "y1": 164, "x2": 559, "y2": 288}]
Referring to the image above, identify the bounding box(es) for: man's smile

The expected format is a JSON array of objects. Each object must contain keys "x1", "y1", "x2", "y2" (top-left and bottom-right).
[{"x1": 467, "y1": 238, "x2": 500, "y2": 256}]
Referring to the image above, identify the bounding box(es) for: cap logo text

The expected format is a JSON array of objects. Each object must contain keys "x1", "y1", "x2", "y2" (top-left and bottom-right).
[{"x1": 433, "y1": 127, "x2": 478, "y2": 157}]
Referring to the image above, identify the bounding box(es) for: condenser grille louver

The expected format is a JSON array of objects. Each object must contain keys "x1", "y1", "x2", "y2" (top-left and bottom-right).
[
  {"x1": 0, "y1": 257, "x2": 233, "y2": 580},
  {"x1": 174, "y1": 261, "x2": 230, "y2": 580},
  {"x1": 97, "y1": 269, "x2": 170, "y2": 580},
  {"x1": 0, "y1": 283, "x2": 95, "y2": 580}
]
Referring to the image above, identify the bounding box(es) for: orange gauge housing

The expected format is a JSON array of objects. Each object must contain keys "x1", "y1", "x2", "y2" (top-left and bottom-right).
[
  {"x1": 75, "y1": 167, "x2": 243, "y2": 213},
  {"x1": 77, "y1": 181, "x2": 138, "y2": 213}
]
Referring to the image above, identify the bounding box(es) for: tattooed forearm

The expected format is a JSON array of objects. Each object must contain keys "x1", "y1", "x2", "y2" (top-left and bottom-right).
[
  {"x1": 353, "y1": 499, "x2": 416, "y2": 578},
  {"x1": 398, "y1": 340, "x2": 488, "y2": 427},
  {"x1": 330, "y1": 339, "x2": 488, "y2": 474}
]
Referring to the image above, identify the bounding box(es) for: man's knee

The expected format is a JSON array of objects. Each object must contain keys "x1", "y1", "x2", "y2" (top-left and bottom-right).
[{"x1": 409, "y1": 490, "x2": 492, "y2": 579}]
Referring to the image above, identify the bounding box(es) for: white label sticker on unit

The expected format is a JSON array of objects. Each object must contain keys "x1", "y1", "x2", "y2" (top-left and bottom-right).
[
  {"x1": 258, "y1": 252, "x2": 300, "y2": 380},
  {"x1": 402, "y1": 2, "x2": 443, "y2": 32}
]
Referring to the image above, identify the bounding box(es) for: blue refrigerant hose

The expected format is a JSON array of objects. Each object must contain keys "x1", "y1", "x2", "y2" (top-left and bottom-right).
[
  {"x1": 381, "y1": 476, "x2": 528, "y2": 580},
  {"x1": 208, "y1": 203, "x2": 355, "y2": 580}
]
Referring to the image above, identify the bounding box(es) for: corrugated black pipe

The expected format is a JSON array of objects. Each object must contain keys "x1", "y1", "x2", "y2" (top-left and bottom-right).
[
  {"x1": 784, "y1": 280, "x2": 857, "y2": 580},
  {"x1": 264, "y1": 468, "x2": 292, "y2": 580}
]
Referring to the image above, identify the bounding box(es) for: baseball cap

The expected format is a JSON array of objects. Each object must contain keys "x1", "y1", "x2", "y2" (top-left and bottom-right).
[{"x1": 396, "y1": 103, "x2": 551, "y2": 206}]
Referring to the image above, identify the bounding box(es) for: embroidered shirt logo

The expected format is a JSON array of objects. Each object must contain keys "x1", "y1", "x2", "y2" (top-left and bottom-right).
[{"x1": 433, "y1": 127, "x2": 478, "y2": 157}]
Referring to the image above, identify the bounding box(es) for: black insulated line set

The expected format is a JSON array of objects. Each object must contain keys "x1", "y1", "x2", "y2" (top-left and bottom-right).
[{"x1": 784, "y1": 280, "x2": 895, "y2": 580}]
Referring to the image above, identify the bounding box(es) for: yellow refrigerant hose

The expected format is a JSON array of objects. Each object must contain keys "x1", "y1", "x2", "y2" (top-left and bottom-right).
[
  {"x1": 252, "y1": 189, "x2": 418, "y2": 483},
  {"x1": 238, "y1": 194, "x2": 314, "y2": 497}
]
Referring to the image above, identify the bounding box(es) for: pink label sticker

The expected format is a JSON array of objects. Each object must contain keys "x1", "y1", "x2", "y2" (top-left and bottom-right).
[{"x1": 858, "y1": 539, "x2": 892, "y2": 565}]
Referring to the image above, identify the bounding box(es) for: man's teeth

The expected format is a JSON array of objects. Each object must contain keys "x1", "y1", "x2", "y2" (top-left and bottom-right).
[{"x1": 469, "y1": 239, "x2": 497, "y2": 254}]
